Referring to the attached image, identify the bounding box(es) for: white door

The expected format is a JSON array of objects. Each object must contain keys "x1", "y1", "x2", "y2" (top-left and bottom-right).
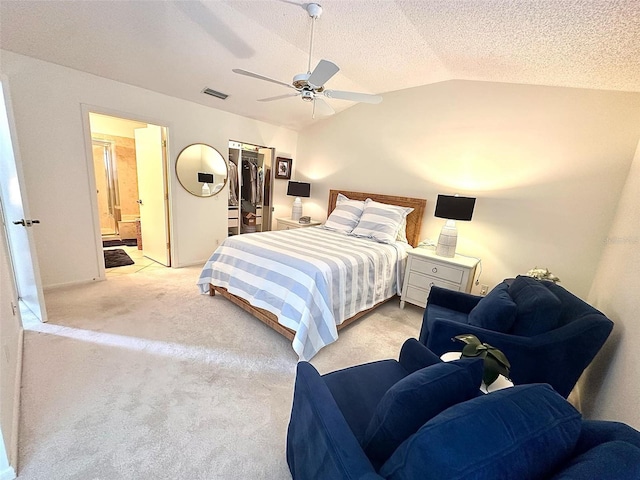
[
  {"x1": 134, "y1": 125, "x2": 170, "y2": 266},
  {"x1": 0, "y1": 78, "x2": 47, "y2": 321}
]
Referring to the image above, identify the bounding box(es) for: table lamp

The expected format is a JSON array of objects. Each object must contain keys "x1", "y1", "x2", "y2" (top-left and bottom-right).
[
  {"x1": 287, "y1": 181, "x2": 311, "y2": 221},
  {"x1": 434, "y1": 194, "x2": 476, "y2": 257},
  {"x1": 198, "y1": 172, "x2": 214, "y2": 196}
]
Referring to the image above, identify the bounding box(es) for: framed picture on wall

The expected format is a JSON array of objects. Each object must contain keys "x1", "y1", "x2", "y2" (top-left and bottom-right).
[{"x1": 275, "y1": 157, "x2": 292, "y2": 180}]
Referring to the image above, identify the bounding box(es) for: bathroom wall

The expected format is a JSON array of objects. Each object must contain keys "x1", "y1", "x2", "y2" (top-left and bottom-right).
[{"x1": 91, "y1": 133, "x2": 140, "y2": 221}]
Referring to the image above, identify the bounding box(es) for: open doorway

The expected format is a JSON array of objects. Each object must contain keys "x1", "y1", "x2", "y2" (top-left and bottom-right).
[{"x1": 88, "y1": 112, "x2": 171, "y2": 276}]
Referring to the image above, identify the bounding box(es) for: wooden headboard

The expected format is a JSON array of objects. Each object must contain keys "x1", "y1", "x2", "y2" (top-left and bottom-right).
[{"x1": 328, "y1": 190, "x2": 427, "y2": 247}]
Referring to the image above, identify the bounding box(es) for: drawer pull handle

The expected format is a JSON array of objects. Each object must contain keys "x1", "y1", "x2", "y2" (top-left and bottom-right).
[{"x1": 432, "y1": 267, "x2": 438, "y2": 273}]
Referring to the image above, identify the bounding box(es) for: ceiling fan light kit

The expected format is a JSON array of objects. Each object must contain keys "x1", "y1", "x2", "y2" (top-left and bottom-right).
[{"x1": 232, "y1": 2, "x2": 382, "y2": 118}]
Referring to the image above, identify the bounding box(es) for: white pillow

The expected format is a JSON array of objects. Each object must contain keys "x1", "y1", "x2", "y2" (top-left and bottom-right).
[
  {"x1": 322, "y1": 193, "x2": 365, "y2": 233},
  {"x1": 396, "y1": 217, "x2": 408, "y2": 243},
  {"x1": 351, "y1": 199, "x2": 414, "y2": 244}
]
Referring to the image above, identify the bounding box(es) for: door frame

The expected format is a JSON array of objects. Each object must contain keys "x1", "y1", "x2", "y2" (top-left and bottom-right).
[{"x1": 80, "y1": 104, "x2": 173, "y2": 279}]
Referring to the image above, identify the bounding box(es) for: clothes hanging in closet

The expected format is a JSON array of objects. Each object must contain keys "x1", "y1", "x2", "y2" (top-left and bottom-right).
[{"x1": 241, "y1": 159, "x2": 258, "y2": 205}]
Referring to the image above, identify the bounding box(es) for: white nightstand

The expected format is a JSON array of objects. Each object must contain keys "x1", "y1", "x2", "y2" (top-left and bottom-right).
[
  {"x1": 276, "y1": 217, "x2": 322, "y2": 230},
  {"x1": 400, "y1": 247, "x2": 480, "y2": 309}
]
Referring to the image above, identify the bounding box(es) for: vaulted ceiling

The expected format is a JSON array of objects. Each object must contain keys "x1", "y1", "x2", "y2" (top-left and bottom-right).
[{"x1": 1, "y1": 0, "x2": 638, "y2": 131}]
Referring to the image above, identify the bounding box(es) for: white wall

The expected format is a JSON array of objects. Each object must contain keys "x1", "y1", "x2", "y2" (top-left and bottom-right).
[
  {"x1": 581, "y1": 140, "x2": 640, "y2": 429},
  {"x1": 89, "y1": 113, "x2": 147, "y2": 139},
  {"x1": 0, "y1": 51, "x2": 298, "y2": 287},
  {"x1": 295, "y1": 80, "x2": 640, "y2": 298}
]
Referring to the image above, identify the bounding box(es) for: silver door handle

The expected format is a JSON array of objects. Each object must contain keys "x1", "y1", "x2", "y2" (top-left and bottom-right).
[{"x1": 137, "y1": 199, "x2": 143, "y2": 205}]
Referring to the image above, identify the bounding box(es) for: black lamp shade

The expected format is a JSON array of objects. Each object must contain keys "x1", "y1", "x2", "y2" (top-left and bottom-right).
[
  {"x1": 434, "y1": 195, "x2": 476, "y2": 221},
  {"x1": 198, "y1": 172, "x2": 214, "y2": 183},
  {"x1": 287, "y1": 181, "x2": 311, "y2": 198}
]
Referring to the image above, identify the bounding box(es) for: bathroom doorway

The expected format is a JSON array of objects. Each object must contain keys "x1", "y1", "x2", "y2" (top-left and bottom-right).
[{"x1": 88, "y1": 112, "x2": 171, "y2": 275}]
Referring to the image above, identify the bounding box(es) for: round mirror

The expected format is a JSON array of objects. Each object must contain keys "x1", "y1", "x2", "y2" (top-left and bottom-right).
[{"x1": 176, "y1": 144, "x2": 228, "y2": 197}]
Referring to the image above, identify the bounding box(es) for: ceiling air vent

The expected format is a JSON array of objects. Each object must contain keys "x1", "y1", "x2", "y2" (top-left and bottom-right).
[{"x1": 202, "y1": 87, "x2": 228, "y2": 100}]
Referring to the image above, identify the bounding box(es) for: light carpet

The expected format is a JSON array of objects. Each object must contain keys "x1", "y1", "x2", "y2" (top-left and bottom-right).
[{"x1": 18, "y1": 265, "x2": 424, "y2": 479}]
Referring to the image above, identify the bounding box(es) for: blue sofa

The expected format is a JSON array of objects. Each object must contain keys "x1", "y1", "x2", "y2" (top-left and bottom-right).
[
  {"x1": 419, "y1": 275, "x2": 613, "y2": 397},
  {"x1": 286, "y1": 339, "x2": 640, "y2": 479}
]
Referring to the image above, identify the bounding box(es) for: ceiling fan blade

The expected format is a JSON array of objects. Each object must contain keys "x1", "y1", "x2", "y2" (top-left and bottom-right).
[
  {"x1": 313, "y1": 97, "x2": 335, "y2": 116},
  {"x1": 257, "y1": 93, "x2": 300, "y2": 102},
  {"x1": 323, "y1": 90, "x2": 383, "y2": 104},
  {"x1": 232, "y1": 69, "x2": 295, "y2": 90},
  {"x1": 307, "y1": 59, "x2": 339, "y2": 88}
]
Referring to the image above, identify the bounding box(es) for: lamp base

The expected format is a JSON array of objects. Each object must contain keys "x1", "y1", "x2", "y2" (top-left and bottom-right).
[
  {"x1": 436, "y1": 220, "x2": 458, "y2": 258},
  {"x1": 291, "y1": 197, "x2": 303, "y2": 221}
]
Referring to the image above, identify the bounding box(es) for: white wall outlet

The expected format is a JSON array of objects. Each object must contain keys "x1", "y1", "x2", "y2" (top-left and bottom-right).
[{"x1": 480, "y1": 284, "x2": 489, "y2": 296}]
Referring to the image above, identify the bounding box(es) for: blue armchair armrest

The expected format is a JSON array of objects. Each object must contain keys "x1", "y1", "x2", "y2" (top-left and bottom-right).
[
  {"x1": 426, "y1": 314, "x2": 613, "y2": 397},
  {"x1": 286, "y1": 362, "x2": 383, "y2": 480},
  {"x1": 575, "y1": 420, "x2": 640, "y2": 454},
  {"x1": 398, "y1": 338, "x2": 442, "y2": 374},
  {"x1": 428, "y1": 286, "x2": 483, "y2": 314}
]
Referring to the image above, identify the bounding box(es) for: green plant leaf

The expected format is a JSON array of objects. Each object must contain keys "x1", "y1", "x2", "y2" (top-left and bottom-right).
[
  {"x1": 484, "y1": 355, "x2": 510, "y2": 379},
  {"x1": 482, "y1": 356, "x2": 501, "y2": 386},
  {"x1": 454, "y1": 334, "x2": 481, "y2": 346},
  {"x1": 487, "y1": 348, "x2": 511, "y2": 369},
  {"x1": 461, "y1": 344, "x2": 485, "y2": 357},
  {"x1": 483, "y1": 369, "x2": 499, "y2": 386}
]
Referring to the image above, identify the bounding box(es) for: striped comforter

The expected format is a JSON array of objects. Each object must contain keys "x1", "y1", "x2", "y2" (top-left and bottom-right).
[{"x1": 197, "y1": 227, "x2": 411, "y2": 360}]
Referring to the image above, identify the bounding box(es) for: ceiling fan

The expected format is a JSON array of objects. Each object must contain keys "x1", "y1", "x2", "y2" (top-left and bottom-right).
[{"x1": 232, "y1": 3, "x2": 382, "y2": 118}]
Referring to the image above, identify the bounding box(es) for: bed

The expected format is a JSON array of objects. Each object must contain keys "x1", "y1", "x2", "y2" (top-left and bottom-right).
[{"x1": 197, "y1": 190, "x2": 426, "y2": 360}]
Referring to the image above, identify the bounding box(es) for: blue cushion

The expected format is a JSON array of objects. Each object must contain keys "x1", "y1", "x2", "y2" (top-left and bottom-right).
[
  {"x1": 361, "y1": 358, "x2": 483, "y2": 470},
  {"x1": 380, "y1": 384, "x2": 582, "y2": 480},
  {"x1": 508, "y1": 275, "x2": 562, "y2": 336},
  {"x1": 323, "y1": 359, "x2": 409, "y2": 443},
  {"x1": 468, "y1": 283, "x2": 517, "y2": 332},
  {"x1": 549, "y1": 441, "x2": 640, "y2": 480}
]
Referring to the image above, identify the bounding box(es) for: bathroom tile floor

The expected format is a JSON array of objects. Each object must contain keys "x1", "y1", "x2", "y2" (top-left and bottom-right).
[{"x1": 104, "y1": 245, "x2": 167, "y2": 277}]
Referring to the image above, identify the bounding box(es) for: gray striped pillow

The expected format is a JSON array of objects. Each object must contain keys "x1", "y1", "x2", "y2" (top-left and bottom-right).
[
  {"x1": 322, "y1": 193, "x2": 365, "y2": 233},
  {"x1": 351, "y1": 199, "x2": 414, "y2": 244}
]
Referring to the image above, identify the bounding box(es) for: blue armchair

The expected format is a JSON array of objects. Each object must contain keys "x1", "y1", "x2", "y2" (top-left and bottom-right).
[
  {"x1": 286, "y1": 338, "x2": 640, "y2": 479},
  {"x1": 418, "y1": 275, "x2": 614, "y2": 398}
]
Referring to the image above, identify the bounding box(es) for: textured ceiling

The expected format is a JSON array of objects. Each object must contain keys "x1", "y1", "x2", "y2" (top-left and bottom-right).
[{"x1": 1, "y1": 0, "x2": 638, "y2": 131}]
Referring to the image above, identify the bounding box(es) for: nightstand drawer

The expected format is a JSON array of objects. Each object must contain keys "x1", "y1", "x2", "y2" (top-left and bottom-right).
[
  {"x1": 400, "y1": 248, "x2": 480, "y2": 310},
  {"x1": 410, "y1": 257, "x2": 464, "y2": 284},
  {"x1": 408, "y1": 271, "x2": 461, "y2": 292},
  {"x1": 405, "y1": 280, "x2": 461, "y2": 308}
]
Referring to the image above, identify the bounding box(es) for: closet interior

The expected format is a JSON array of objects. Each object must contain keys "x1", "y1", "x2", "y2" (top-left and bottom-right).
[{"x1": 227, "y1": 141, "x2": 274, "y2": 235}]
